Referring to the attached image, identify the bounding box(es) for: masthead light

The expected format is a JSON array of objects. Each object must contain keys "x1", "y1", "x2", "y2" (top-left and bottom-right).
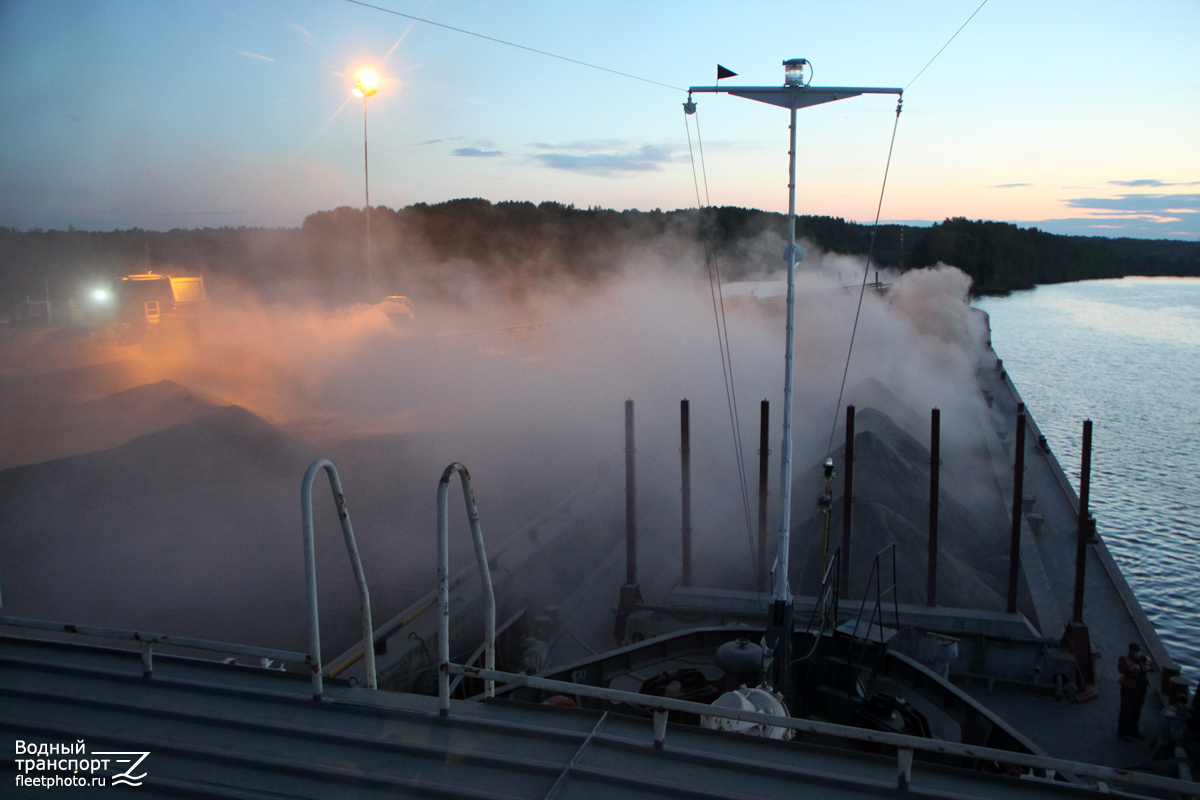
[{"x1": 783, "y1": 58, "x2": 811, "y2": 87}]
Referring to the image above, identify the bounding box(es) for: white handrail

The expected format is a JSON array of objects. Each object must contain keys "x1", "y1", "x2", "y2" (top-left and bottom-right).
[
  {"x1": 446, "y1": 663, "x2": 1200, "y2": 798},
  {"x1": 301, "y1": 459, "x2": 376, "y2": 699},
  {"x1": 437, "y1": 462, "x2": 495, "y2": 715}
]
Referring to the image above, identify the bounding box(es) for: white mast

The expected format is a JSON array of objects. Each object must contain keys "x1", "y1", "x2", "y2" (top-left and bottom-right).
[{"x1": 688, "y1": 60, "x2": 901, "y2": 679}]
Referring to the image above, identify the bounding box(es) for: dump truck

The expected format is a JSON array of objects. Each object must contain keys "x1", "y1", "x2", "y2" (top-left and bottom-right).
[{"x1": 113, "y1": 273, "x2": 207, "y2": 325}]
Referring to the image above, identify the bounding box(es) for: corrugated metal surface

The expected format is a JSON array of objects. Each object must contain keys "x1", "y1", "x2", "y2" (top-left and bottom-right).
[{"x1": 0, "y1": 635, "x2": 1128, "y2": 798}]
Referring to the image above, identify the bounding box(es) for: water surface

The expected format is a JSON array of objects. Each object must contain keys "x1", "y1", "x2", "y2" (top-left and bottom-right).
[{"x1": 977, "y1": 278, "x2": 1199, "y2": 682}]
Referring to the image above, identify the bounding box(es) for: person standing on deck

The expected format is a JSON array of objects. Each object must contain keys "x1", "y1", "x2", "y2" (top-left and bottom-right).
[{"x1": 1117, "y1": 642, "x2": 1155, "y2": 741}]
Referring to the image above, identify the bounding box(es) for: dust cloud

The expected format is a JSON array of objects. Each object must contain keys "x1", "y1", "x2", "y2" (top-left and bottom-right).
[{"x1": 0, "y1": 238, "x2": 998, "y2": 656}]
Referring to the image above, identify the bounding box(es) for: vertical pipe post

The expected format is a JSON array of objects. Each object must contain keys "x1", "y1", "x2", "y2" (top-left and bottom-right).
[
  {"x1": 301, "y1": 458, "x2": 377, "y2": 699},
  {"x1": 615, "y1": 400, "x2": 642, "y2": 641},
  {"x1": 762, "y1": 103, "x2": 800, "y2": 695},
  {"x1": 1007, "y1": 412, "x2": 1027, "y2": 614},
  {"x1": 681, "y1": 399, "x2": 692, "y2": 587},
  {"x1": 625, "y1": 399, "x2": 638, "y2": 586},
  {"x1": 927, "y1": 408, "x2": 940, "y2": 607},
  {"x1": 840, "y1": 405, "x2": 856, "y2": 591},
  {"x1": 1073, "y1": 420, "x2": 1093, "y2": 623},
  {"x1": 437, "y1": 462, "x2": 495, "y2": 715},
  {"x1": 772, "y1": 103, "x2": 800, "y2": 608},
  {"x1": 757, "y1": 399, "x2": 770, "y2": 593}
]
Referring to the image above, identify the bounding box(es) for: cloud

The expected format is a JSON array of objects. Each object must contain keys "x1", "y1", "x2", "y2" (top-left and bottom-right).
[
  {"x1": 989, "y1": 183, "x2": 1031, "y2": 189},
  {"x1": 1108, "y1": 179, "x2": 1200, "y2": 188},
  {"x1": 421, "y1": 136, "x2": 464, "y2": 146},
  {"x1": 1019, "y1": 191, "x2": 1200, "y2": 238},
  {"x1": 1064, "y1": 192, "x2": 1200, "y2": 218},
  {"x1": 531, "y1": 142, "x2": 683, "y2": 176},
  {"x1": 452, "y1": 147, "x2": 503, "y2": 158},
  {"x1": 290, "y1": 22, "x2": 315, "y2": 45},
  {"x1": 531, "y1": 140, "x2": 625, "y2": 152},
  {"x1": 1017, "y1": 217, "x2": 1199, "y2": 239}
]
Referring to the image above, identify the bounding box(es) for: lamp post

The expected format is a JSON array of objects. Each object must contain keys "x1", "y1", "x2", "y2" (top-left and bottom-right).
[
  {"x1": 687, "y1": 60, "x2": 901, "y2": 692},
  {"x1": 354, "y1": 69, "x2": 379, "y2": 301}
]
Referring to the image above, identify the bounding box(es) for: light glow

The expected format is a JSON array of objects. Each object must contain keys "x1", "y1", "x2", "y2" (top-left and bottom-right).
[
  {"x1": 353, "y1": 69, "x2": 379, "y2": 98},
  {"x1": 92, "y1": 288, "x2": 110, "y2": 302}
]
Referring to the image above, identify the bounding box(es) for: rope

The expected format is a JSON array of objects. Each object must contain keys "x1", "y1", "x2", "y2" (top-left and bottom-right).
[
  {"x1": 905, "y1": 0, "x2": 990, "y2": 91},
  {"x1": 341, "y1": 0, "x2": 683, "y2": 92},
  {"x1": 683, "y1": 108, "x2": 758, "y2": 576},
  {"x1": 825, "y1": 97, "x2": 904, "y2": 458}
]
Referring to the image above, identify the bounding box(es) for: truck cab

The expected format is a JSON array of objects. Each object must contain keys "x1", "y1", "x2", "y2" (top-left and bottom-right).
[{"x1": 113, "y1": 273, "x2": 206, "y2": 324}]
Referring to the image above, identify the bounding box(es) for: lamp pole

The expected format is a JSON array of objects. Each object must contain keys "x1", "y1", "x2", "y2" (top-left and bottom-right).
[
  {"x1": 355, "y1": 71, "x2": 379, "y2": 302},
  {"x1": 687, "y1": 60, "x2": 901, "y2": 692}
]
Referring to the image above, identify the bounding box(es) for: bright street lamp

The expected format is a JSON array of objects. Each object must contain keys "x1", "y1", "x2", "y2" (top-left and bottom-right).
[{"x1": 354, "y1": 70, "x2": 379, "y2": 301}]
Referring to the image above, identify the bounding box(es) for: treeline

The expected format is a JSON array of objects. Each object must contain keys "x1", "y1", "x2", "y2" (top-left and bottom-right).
[
  {"x1": 905, "y1": 217, "x2": 1200, "y2": 294},
  {"x1": 1, "y1": 202, "x2": 1197, "y2": 314}
]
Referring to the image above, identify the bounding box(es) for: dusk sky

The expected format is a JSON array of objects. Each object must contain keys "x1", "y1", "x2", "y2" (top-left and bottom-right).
[{"x1": 1, "y1": 0, "x2": 1197, "y2": 238}]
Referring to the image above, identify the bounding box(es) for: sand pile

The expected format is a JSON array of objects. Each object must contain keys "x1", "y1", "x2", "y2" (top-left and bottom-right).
[
  {"x1": 790, "y1": 405, "x2": 1015, "y2": 612},
  {"x1": 0, "y1": 393, "x2": 606, "y2": 656}
]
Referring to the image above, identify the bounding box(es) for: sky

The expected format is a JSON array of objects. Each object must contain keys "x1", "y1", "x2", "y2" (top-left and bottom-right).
[{"x1": 0, "y1": 0, "x2": 1197, "y2": 239}]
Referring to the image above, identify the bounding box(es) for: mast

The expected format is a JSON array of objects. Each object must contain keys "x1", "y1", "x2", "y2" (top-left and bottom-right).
[{"x1": 688, "y1": 61, "x2": 901, "y2": 689}]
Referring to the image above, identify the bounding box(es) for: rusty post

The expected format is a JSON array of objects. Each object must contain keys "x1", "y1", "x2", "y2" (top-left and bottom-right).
[
  {"x1": 625, "y1": 399, "x2": 638, "y2": 586},
  {"x1": 1073, "y1": 420, "x2": 1093, "y2": 623},
  {"x1": 1006, "y1": 411, "x2": 1027, "y2": 614},
  {"x1": 927, "y1": 408, "x2": 940, "y2": 607},
  {"x1": 681, "y1": 399, "x2": 692, "y2": 587},
  {"x1": 841, "y1": 405, "x2": 856, "y2": 591},
  {"x1": 615, "y1": 400, "x2": 642, "y2": 640},
  {"x1": 757, "y1": 399, "x2": 770, "y2": 593}
]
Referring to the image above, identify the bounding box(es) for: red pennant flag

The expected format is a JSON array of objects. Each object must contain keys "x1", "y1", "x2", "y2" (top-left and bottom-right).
[{"x1": 716, "y1": 64, "x2": 737, "y2": 81}]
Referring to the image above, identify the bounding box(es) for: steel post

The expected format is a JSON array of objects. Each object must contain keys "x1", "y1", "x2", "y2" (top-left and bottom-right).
[
  {"x1": 681, "y1": 399, "x2": 692, "y2": 587},
  {"x1": 841, "y1": 405, "x2": 856, "y2": 590},
  {"x1": 1007, "y1": 413, "x2": 1027, "y2": 614},
  {"x1": 757, "y1": 399, "x2": 770, "y2": 593},
  {"x1": 615, "y1": 400, "x2": 642, "y2": 640},
  {"x1": 625, "y1": 399, "x2": 638, "y2": 586},
  {"x1": 927, "y1": 408, "x2": 940, "y2": 607},
  {"x1": 1073, "y1": 420, "x2": 1093, "y2": 623}
]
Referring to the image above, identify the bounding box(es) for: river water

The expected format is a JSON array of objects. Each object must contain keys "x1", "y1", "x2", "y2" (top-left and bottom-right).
[{"x1": 975, "y1": 278, "x2": 1200, "y2": 683}]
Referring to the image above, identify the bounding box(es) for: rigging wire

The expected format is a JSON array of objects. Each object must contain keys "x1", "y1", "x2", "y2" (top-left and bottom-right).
[
  {"x1": 683, "y1": 107, "x2": 758, "y2": 575},
  {"x1": 822, "y1": 0, "x2": 987, "y2": 455},
  {"x1": 341, "y1": 0, "x2": 683, "y2": 92},
  {"x1": 905, "y1": 0, "x2": 989, "y2": 91},
  {"x1": 824, "y1": 97, "x2": 904, "y2": 458},
  {"x1": 695, "y1": 111, "x2": 758, "y2": 556}
]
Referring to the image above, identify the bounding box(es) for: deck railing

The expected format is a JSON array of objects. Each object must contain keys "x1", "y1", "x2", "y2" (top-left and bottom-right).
[
  {"x1": 442, "y1": 662, "x2": 1199, "y2": 797},
  {"x1": 429, "y1": 466, "x2": 1197, "y2": 798},
  {"x1": 436, "y1": 462, "x2": 496, "y2": 715},
  {"x1": 0, "y1": 457, "x2": 379, "y2": 698},
  {"x1": 0, "y1": 616, "x2": 312, "y2": 675},
  {"x1": 300, "y1": 459, "x2": 376, "y2": 698}
]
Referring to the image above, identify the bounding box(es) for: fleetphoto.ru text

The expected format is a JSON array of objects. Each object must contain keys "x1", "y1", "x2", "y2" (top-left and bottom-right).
[{"x1": 14, "y1": 739, "x2": 149, "y2": 789}]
